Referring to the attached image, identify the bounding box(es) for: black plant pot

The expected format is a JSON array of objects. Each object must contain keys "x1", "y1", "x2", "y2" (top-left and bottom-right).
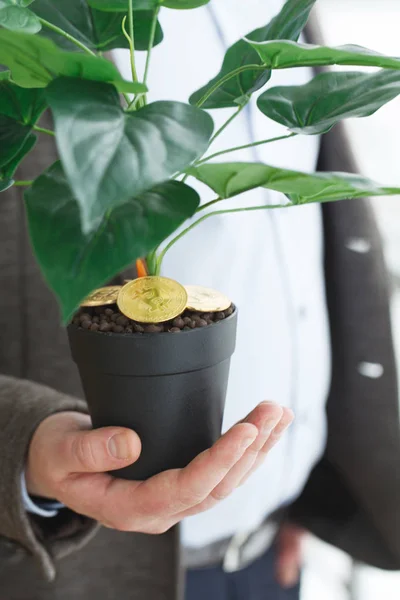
[{"x1": 67, "y1": 310, "x2": 237, "y2": 480}]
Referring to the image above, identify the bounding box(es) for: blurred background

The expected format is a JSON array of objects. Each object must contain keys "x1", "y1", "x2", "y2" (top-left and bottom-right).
[{"x1": 302, "y1": 1, "x2": 400, "y2": 599}]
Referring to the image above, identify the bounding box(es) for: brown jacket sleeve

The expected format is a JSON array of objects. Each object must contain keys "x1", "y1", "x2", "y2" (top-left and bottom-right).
[{"x1": 0, "y1": 375, "x2": 99, "y2": 581}]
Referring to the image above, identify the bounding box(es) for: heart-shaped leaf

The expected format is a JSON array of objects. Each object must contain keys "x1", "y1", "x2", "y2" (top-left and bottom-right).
[
  {"x1": 247, "y1": 40, "x2": 400, "y2": 71},
  {"x1": 0, "y1": 132, "x2": 36, "y2": 191},
  {"x1": 87, "y1": 0, "x2": 158, "y2": 10},
  {"x1": 187, "y1": 162, "x2": 400, "y2": 204},
  {"x1": 257, "y1": 70, "x2": 400, "y2": 135},
  {"x1": 25, "y1": 161, "x2": 200, "y2": 321},
  {"x1": 46, "y1": 77, "x2": 213, "y2": 234},
  {"x1": 0, "y1": 0, "x2": 41, "y2": 33},
  {"x1": 32, "y1": 0, "x2": 163, "y2": 52},
  {"x1": 0, "y1": 29, "x2": 146, "y2": 92},
  {"x1": 190, "y1": 0, "x2": 317, "y2": 109},
  {"x1": 0, "y1": 81, "x2": 45, "y2": 167}
]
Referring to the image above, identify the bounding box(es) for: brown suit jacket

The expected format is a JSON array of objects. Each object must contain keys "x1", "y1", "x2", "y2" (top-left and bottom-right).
[{"x1": 0, "y1": 32, "x2": 399, "y2": 600}]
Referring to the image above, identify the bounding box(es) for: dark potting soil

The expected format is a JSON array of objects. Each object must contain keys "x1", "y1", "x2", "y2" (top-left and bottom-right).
[{"x1": 71, "y1": 304, "x2": 235, "y2": 335}]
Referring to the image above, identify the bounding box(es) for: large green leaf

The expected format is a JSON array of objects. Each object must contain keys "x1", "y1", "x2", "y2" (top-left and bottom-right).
[
  {"x1": 0, "y1": 81, "x2": 45, "y2": 167},
  {"x1": 0, "y1": 29, "x2": 146, "y2": 92},
  {"x1": 187, "y1": 163, "x2": 400, "y2": 204},
  {"x1": 0, "y1": 0, "x2": 41, "y2": 33},
  {"x1": 25, "y1": 161, "x2": 200, "y2": 321},
  {"x1": 0, "y1": 132, "x2": 36, "y2": 191},
  {"x1": 46, "y1": 77, "x2": 213, "y2": 233},
  {"x1": 257, "y1": 70, "x2": 400, "y2": 135},
  {"x1": 32, "y1": 0, "x2": 163, "y2": 52},
  {"x1": 87, "y1": 0, "x2": 158, "y2": 10},
  {"x1": 247, "y1": 40, "x2": 400, "y2": 71},
  {"x1": 189, "y1": 0, "x2": 317, "y2": 109}
]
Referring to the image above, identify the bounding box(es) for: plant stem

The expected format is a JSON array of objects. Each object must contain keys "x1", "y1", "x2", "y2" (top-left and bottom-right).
[
  {"x1": 145, "y1": 249, "x2": 157, "y2": 276},
  {"x1": 196, "y1": 64, "x2": 265, "y2": 108},
  {"x1": 122, "y1": 93, "x2": 132, "y2": 107},
  {"x1": 208, "y1": 105, "x2": 245, "y2": 147},
  {"x1": 127, "y1": 92, "x2": 145, "y2": 110},
  {"x1": 122, "y1": 10, "x2": 143, "y2": 110},
  {"x1": 179, "y1": 106, "x2": 246, "y2": 183},
  {"x1": 196, "y1": 132, "x2": 297, "y2": 165},
  {"x1": 127, "y1": 1, "x2": 138, "y2": 83},
  {"x1": 143, "y1": 7, "x2": 160, "y2": 100},
  {"x1": 154, "y1": 202, "x2": 291, "y2": 274},
  {"x1": 195, "y1": 197, "x2": 222, "y2": 213},
  {"x1": 13, "y1": 180, "x2": 33, "y2": 187},
  {"x1": 38, "y1": 18, "x2": 96, "y2": 56},
  {"x1": 33, "y1": 125, "x2": 55, "y2": 137}
]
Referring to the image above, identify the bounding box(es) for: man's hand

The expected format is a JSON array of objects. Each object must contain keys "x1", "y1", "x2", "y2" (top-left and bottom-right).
[{"x1": 26, "y1": 402, "x2": 293, "y2": 534}]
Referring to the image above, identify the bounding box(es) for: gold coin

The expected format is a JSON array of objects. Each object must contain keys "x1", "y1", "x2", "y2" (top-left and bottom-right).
[
  {"x1": 185, "y1": 285, "x2": 231, "y2": 313},
  {"x1": 80, "y1": 286, "x2": 121, "y2": 307},
  {"x1": 117, "y1": 276, "x2": 188, "y2": 323}
]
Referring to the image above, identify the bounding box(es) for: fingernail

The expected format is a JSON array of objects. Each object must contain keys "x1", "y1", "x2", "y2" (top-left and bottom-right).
[{"x1": 109, "y1": 432, "x2": 131, "y2": 459}]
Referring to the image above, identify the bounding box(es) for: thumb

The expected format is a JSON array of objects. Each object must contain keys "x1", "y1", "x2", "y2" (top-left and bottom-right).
[{"x1": 65, "y1": 426, "x2": 142, "y2": 473}]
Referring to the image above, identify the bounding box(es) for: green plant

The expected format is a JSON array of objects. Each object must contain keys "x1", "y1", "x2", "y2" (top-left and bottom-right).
[{"x1": 2, "y1": 0, "x2": 400, "y2": 321}]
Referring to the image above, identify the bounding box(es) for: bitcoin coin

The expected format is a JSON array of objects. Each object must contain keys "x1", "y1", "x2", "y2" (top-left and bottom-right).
[
  {"x1": 185, "y1": 285, "x2": 231, "y2": 313},
  {"x1": 118, "y1": 276, "x2": 188, "y2": 323},
  {"x1": 80, "y1": 286, "x2": 121, "y2": 307}
]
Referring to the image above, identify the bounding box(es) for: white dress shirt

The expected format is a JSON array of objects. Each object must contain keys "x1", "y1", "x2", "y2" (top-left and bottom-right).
[
  {"x1": 113, "y1": 0, "x2": 331, "y2": 549},
  {"x1": 26, "y1": 0, "x2": 331, "y2": 550}
]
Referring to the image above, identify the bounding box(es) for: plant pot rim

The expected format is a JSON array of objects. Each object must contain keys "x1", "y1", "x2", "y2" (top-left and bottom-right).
[
  {"x1": 69, "y1": 307, "x2": 237, "y2": 339},
  {"x1": 67, "y1": 308, "x2": 238, "y2": 376}
]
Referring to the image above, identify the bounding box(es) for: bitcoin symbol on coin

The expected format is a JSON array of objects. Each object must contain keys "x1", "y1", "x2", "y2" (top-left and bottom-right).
[{"x1": 118, "y1": 277, "x2": 187, "y2": 323}]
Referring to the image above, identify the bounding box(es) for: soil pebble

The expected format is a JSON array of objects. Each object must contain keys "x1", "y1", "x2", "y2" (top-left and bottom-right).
[{"x1": 71, "y1": 302, "x2": 235, "y2": 336}]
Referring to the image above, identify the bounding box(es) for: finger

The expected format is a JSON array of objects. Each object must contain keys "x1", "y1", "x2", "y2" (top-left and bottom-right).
[
  {"x1": 129, "y1": 420, "x2": 258, "y2": 518},
  {"x1": 205, "y1": 403, "x2": 283, "y2": 502},
  {"x1": 275, "y1": 524, "x2": 305, "y2": 588},
  {"x1": 260, "y1": 407, "x2": 294, "y2": 455},
  {"x1": 62, "y1": 426, "x2": 142, "y2": 474},
  {"x1": 170, "y1": 403, "x2": 284, "y2": 519},
  {"x1": 238, "y1": 407, "x2": 294, "y2": 487}
]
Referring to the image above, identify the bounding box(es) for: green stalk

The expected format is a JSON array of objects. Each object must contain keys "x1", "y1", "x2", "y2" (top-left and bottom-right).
[
  {"x1": 38, "y1": 18, "x2": 96, "y2": 56},
  {"x1": 122, "y1": 12, "x2": 138, "y2": 84},
  {"x1": 128, "y1": 0, "x2": 138, "y2": 83},
  {"x1": 196, "y1": 132, "x2": 297, "y2": 165},
  {"x1": 143, "y1": 7, "x2": 160, "y2": 95},
  {"x1": 145, "y1": 249, "x2": 158, "y2": 276},
  {"x1": 13, "y1": 180, "x2": 33, "y2": 187},
  {"x1": 33, "y1": 125, "x2": 55, "y2": 137},
  {"x1": 195, "y1": 197, "x2": 222, "y2": 213},
  {"x1": 208, "y1": 105, "x2": 245, "y2": 147},
  {"x1": 154, "y1": 202, "x2": 291, "y2": 275},
  {"x1": 196, "y1": 64, "x2": 265, "y2": 108},
  {"x1": 180, "y1": 106, "x2": 245, "y2": 184}
]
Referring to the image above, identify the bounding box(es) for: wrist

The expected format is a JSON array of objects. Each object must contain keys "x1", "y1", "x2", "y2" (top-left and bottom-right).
[{"x1": 26, "y1": 410, "x2": 91, "y2": 498}]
